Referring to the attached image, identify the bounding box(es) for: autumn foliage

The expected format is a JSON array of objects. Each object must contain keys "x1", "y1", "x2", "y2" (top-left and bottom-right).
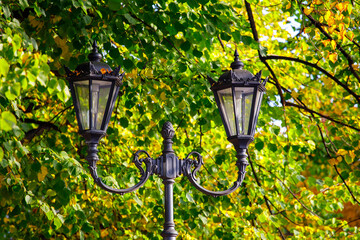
[{"x1": 1, "y1": 0, "x2": 360, "y2": 239}]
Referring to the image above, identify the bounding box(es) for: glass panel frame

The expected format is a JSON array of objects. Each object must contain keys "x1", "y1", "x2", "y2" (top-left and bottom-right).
[
  {"x1": 217, "y1": 88, "x2": 236, "y2": 136},
  {"x1": 250, "y1": 89, "x2": 264, "y2": 136},
  {"x1": 233, "y1": 87, "x2": 254, "y2": 136},
  {"x1": 73, "y1": 80, "x2": 90, "y2": 130}
]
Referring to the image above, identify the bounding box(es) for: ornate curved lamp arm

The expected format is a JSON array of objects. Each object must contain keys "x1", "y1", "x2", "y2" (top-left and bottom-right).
[
  {"x1": 87, "y1": 146, "x2": 153, "y2": 195},
  {"x1": 183, "y1": 149, "x2": 248, "y2": 197}
]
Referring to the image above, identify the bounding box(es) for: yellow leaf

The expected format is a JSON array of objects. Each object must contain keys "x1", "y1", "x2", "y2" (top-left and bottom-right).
[
  {"x1": 334, "y1": 107, "x2": 342, "y2": 115},
  {"x1": 339, "y1": 29, "x2": 346, "y2": 40},
  {"x1": 330, "y1": 2, "x2": 337, "y2": 8},
  {"x1": 337, "y1": 149, "x2": 348, "y2": 155},
  {"x1": 304, "y1": 7, "x2": 313, "y2": 15},
  {"x1": 178, "y1": 100, "x2": 187, "y2": 110},
  {"x1": 322, "y1": 77, "x2": 333, "y2": 87},
  {"x1": 328, "y1": 52, "x2": 338, "y2": 63},
  {"x1": 324, "y1": 11, "x2": 331, "y2": 21},
  {"x1": 101, "y1": 229, "x2": 109, "y2": 238},
  {"x1": 347, "y1": 31, "x2": 355, "y2": 41},
  {"x1": 347, "y1": 3, "x2": 352, "y2": 14},
  {"x1": 133, "y1": 76, "x2": 141, "y2": 87},
  {"x1": 339, "y1": 23, "x2": 345, "y2": 32},
  {"x1": 322, "y1": 39, "x2": 330, "y2": 47},
  {"x1": 336, "y1": 2, "x2": 348, "y2": 12},
  {"x1": 37, "y1": 166, "x2": 48, "y2": 182},
  {"x1": 286, "y1": 2, "x2": 291, "y2": 9},
  {"x1": 160, "y1": 92, "x2": 166, "y2": 101},
  {"x1": 301, "y1": 41, "x2": 308, "y2": 51},
  {"x1": 327, "y1": 16, "x2": 335, "y2": 26},
  {"x1": 349, "y1": 150, "x2": 356, "y2": 159},
  {"x1": 328, "y1": 26, "x2": 336, "y2": 34},
  {"x1": 330, "y1": 40, "x2": 336, "y2": 50},
  {"x1": 313, "y1": 0, "x2": 323, "y2": 4},
  {"x1": 328, "y1": 158, "x2": 336, "y2": 166},
  {"x1": 54, "y1": 36, "x2": 70, "y2": 60},
  {"x1": 104, "y1": 201, "x2": 112, "y2": 208},
  {"x1": 292, "y1": 92, "x2": 299, "y2": 98}
]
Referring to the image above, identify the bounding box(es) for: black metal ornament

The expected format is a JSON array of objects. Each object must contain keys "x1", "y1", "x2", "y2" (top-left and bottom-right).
[{"x1": 65, "y1": 41, "x2": 124, "y2": 144}]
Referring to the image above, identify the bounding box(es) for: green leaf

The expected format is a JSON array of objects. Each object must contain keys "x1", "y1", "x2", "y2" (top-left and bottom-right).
[
  {"x1": 81, "y1": 221, "x2": 94, "y2": 233},
  {"x1": 255, "y1": 141, "x2": 264, "y2": 151},
  {"x1": 179, "y1": 63, "x2": 187, "y2": 72},
  {"x1": 25, "y1": 195, "x2": 32, "y2": 205},
  {"x1": 54, "y1": 217, "x2": 62, "y2": 229},
  {"x1": 46, "y1": 210, "x2": 54, "y2": 220},
  {"x1": 259, "y1": 44, "x2": 268, "y2": 57},
  {"x1": 0, "y1": 111, "x2": 17, "y2": 131},
  {"x1": 119, "y1": 117, "x2": 129, "y2": 128},
  {"x1": 123, "y1": 59, "x2": 134, "y2": 70},
  {"x1": 193, "y1": 49, "x2": 203, "y2": 58},
  {"x1": 240, "y1": 36, "x2": 253, "y2": 45},
  {"x1": 186, "y1": 192, "x2": 194, "y2": 203},
  {"x1": 0, "y1": 58, "x2": 10, "y2": 77},
  {"x1": 199, "y1": 214, "x2": 208, "y2": 225},
  {"x1": 46, "y1": 189, "x2": 57, "y2": 197},
  {"x1": 124, "y1": 13, "x2": 138, "y2": 25},
  {"x1": 268, "y1": 143, "x2": 277, "y2": 152},
  {"x1": 2, "y1": 5, "x2": 11, "y2": 18},
  {"x1": 83, "y1": 15, "x2": 92, "y2": 25},
  {"x1": 180, "y1": 41, "x2": 191, "y2": 52},
  {"x1": 19, "y1": 0, "x2": 29, "y2": 9}
]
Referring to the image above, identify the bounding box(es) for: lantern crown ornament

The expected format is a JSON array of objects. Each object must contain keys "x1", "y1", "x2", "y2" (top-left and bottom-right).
[
  {"x1": 208, "y1": 50, "x2": 268, "y2": 149},
  {"x1": 65, "y1": 41, "x2": 124, "y2": 144}
]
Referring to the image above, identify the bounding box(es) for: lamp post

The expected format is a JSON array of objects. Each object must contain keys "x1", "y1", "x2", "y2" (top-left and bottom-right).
[{"x1": 65, "y1": 42, "x2": 267, "y2": 239}]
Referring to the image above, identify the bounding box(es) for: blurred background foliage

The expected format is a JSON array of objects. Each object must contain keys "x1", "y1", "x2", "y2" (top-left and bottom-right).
[{"x1": 0, "y1": 0, "x2": 360, "y2": 239}]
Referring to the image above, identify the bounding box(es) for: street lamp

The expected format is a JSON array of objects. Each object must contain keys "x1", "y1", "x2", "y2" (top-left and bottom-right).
[{"x1": 65, "y1": 43, "x2": 267, "y2": 240}]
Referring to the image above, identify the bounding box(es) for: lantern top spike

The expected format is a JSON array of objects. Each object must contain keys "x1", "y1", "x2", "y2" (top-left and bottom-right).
[
  {"x1": 88, "y1": 40, "x2": 102, "y2": 62},
  {"x1": 208, "y1": 50, "x2": 266, "y2": 92},
  {"x1": 230, "y1": 49, "x2": 244, "y2": 70}
]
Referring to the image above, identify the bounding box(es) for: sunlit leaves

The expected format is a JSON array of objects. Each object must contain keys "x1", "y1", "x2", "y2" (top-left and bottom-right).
[
  {"x1": 0, "y1": 0, "x2": 359, "y2": 239},
  {"x1": 0, "y1": 58, "x2": 10, "y2": 77},
  {"x1": 0, "y1": 111, "x2": 17, "y2": 131}
]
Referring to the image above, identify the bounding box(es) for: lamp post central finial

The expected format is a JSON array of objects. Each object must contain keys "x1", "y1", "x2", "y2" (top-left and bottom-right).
[
  {"x1": 88, "y1": 40, "x2": 102, "y2": 62},
  {"x1": 230, "y1": 49, "x2": 244, "y2": 69}
]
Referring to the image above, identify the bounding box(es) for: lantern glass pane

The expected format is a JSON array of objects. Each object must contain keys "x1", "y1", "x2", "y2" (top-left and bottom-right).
[
  {"x1": 251, "y1": 90, "x2": 264, "y2": 135},
  {"x1": 217, "y1": 88, "x2": 236, "y2": 136},
  {"x1": 91, "y1": 80, "x2": 112, "y2": 130},
  {"x1": 234, "y1": 87, "x2": 254, "y2": 135},
  {"x1": 102, "y1": 86, "x2": 119, "y2": 130},
  {"x1": 74, "y1": 80, "x2": 90, "y2": 130}
]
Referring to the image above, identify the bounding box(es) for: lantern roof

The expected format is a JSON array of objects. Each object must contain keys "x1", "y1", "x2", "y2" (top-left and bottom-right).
[
  {"x1": 208, "y1": 50, "x2": 267, "y2": 91},
  {"x1": 74, "y1": 41, "x2": 113, "y2": 74},
  {"x1": 65, "y1": 41, "x2": 123, "y2": 85}
]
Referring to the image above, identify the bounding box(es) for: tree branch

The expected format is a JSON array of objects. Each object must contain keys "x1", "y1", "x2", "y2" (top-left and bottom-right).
[
  {"x1": 263, "y1": 55, "x2": 360, "y2": 105},
  {"x1": 334, "y1": 165, "x2": 360, "y2": 205},
  {"x1": 257, "y1": 163, "x2": 322, "y2": 218},
  {"x1": 303, "y1": 9, "x2": 360, "y2": 84},
  {"x1": 284, "y1": 102, "x2": 360, "y2": 132}
]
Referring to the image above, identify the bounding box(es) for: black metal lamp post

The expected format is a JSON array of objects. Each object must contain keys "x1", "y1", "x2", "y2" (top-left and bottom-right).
[{"x1": 65, "y1": 43, "x2": 267, "y2": 240}]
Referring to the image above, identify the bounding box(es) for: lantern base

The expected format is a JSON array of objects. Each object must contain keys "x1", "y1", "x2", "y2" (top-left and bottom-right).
[
  {"x1": 227, "y1": 135, "x2": 254, "y2": 150},
  {"x1": 80, "y1": 130, "x2": 106, "y2": 144}
]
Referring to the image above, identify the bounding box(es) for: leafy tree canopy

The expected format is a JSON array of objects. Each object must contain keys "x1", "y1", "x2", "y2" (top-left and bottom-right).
[{"x1": 1, "y1": 0, "x2": 360, "y2": 239}]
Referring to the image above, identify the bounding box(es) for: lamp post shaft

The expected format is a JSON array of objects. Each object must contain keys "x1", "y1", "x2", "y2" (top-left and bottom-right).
[
  {"x1": 160, "y1": 122, "x2": 179, "y2": 239},
  {"x1": 162, "y1": 178, "x2": 178, "y2": 240}
]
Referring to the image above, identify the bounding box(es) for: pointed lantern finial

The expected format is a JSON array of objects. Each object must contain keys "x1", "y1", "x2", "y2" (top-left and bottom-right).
[
  {"x1": 230, "y1": 49, "x2": 244, "y2": 70},
  {"x1": 88, "y1": 40, "x2": 102, "y2": 62}
]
